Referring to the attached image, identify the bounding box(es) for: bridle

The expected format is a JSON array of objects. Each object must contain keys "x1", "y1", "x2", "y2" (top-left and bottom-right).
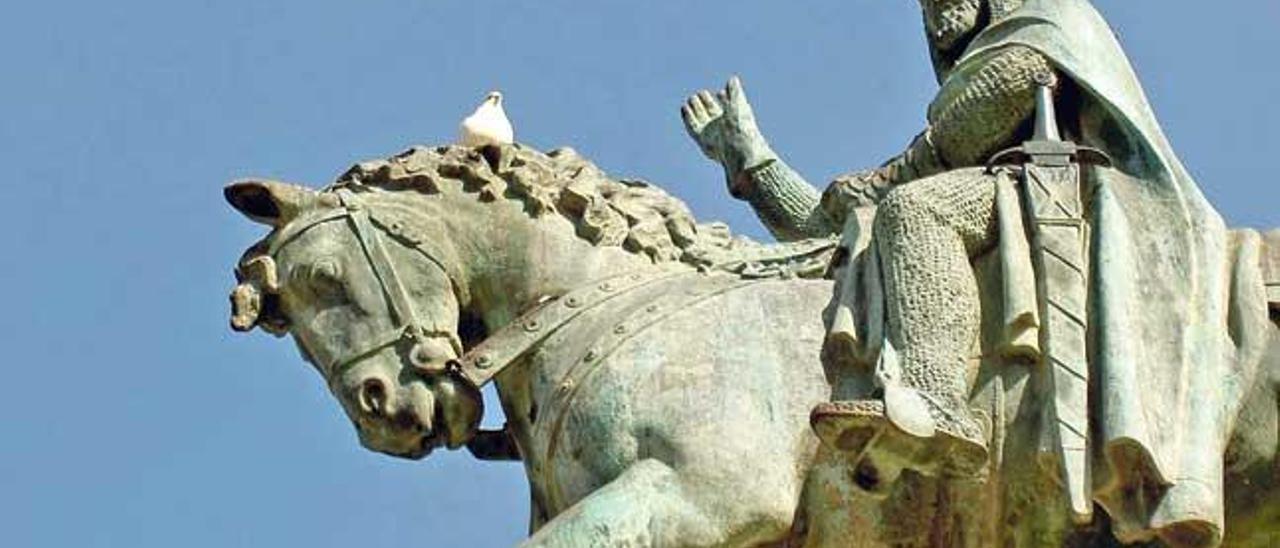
[{"x1": 267, "y1": 188, "x2": 466, "y2": 382}]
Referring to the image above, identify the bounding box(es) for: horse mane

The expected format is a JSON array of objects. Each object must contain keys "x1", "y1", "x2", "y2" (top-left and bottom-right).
[
  {"x1": 233, "y1": 144, "x2": 835, "y2": 335},
  {"x1": 329, "y1": 144, "x2": 766, "y2": 267}
]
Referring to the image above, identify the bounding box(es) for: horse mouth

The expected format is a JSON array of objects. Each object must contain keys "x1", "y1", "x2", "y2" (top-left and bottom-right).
[
  {"x1": 387, "y1": 406, "x2": 445, "y2": 460},
  {"x1": 380, "y1": 426, "x2": 442, "y2": 460},
  {"x1": 359, "y1": 375, "x2": 477, "y2": 460},
  {"x1": 402, "y1": 430, "x2": 443, "y2": 460}
]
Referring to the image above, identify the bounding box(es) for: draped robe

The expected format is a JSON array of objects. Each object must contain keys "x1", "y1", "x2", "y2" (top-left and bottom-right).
[{"x1": 836, "y1": 0, "x2": 1272, "y2": 543}]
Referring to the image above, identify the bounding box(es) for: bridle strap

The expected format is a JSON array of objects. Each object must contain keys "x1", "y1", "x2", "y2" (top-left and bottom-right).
[
  {"x1": 327, "y1": 325, "x2": 410, "y2": 378},
  {"x1": 267, "y1": 190, "x2": 464, "y2": 378},
  {"x1": 332, "y1": 189, "x2": 463, "y2": 373},
  {"x1": 267, "y1": 209, "x2": 351, "y2": 256},
  {"x1": 338, "y1": 191, "x2": 426, "y2": 333}
]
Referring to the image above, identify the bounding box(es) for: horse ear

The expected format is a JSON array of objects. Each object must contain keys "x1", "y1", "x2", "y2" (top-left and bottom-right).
[{"x1": 224, "y1": 179, "x2": 315, "y2": 227}]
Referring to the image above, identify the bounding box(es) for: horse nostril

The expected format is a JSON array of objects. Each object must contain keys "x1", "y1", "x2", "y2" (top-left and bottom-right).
[
  {"x1": 410, "y1": 344, "x2": 433, "y2": 369},
  {"x1": 358, "y1": 379, "x2": 388, "y2": 417}
]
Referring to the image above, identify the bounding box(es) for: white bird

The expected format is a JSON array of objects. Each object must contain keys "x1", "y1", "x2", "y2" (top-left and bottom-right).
[{"x1": 458, "y1": 91, "x2": 514, "y2": 146}]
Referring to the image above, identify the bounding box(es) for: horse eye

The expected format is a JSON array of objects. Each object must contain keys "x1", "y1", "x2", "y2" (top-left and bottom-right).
[
  {"x1": 299, "y1": 259, "x2": 345, "y2": 296},
  {"x1": 312, "y1": 259, "x2": 342, "y2": 283}
]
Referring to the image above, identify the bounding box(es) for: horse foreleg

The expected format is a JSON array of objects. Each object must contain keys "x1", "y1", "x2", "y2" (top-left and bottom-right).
[{"x1": 521, "y1": 459, "x2": 754, "y2": 547}]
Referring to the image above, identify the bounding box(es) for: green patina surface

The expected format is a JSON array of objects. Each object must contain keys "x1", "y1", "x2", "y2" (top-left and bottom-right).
[{"x1": 225, "y1": 1, "x2": 1280, "y2": 545}]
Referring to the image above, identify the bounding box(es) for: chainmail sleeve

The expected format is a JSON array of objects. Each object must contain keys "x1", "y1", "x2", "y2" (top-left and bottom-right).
[
  {"x1": 739, "y1": 159, "x2": 838, "y2": 242},
  {"x1": 927, "y1": 45, "x2": 1057, "y2": 167},
  {"x1": 734, "y1": 45, "x2": 1053, "y2": 240}
]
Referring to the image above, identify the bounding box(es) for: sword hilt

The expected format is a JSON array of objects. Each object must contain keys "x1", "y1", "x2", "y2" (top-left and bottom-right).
[
  {"x1": 1032, "y1": 75, "x2": 1061, "y2": 143},
  {"x1": 986, "y1": 80, "x2": 1114, "y2": 172},
  {"x1": 986, "y1": 143, "x2": 1113, "y2": 171}
]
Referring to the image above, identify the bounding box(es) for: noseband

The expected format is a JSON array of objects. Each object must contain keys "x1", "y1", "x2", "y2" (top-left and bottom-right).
[{"x1": 267, "y1": 189, "x2": 464, "y2": 380}]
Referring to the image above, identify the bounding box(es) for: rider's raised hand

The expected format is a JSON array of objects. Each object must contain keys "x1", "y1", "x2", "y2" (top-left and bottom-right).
[
  {"x1": 681, "y1": 89, "x2": 726, "y2": 162},
  {"x1": 715, "y1": 76, "x2": 775, "y2": 177},
  {"x1": 681, "y1": 76, "x2": 777, "y2": 198}
]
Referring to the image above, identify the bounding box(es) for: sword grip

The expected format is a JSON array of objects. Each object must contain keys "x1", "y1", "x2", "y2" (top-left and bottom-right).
[{"x1": 1033, "y1": 83, "x2": 1061, "y2": 143}]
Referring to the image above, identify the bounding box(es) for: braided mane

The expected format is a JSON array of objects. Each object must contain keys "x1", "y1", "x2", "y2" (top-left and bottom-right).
[
  {"x1": 326, "y1": 144, "x2": 835, "y2": 277},
  {"x1": 232, "y1": 144, "x2": 835, "y2": 336},
  {"x1": 330, "y1": 144, "x2": 761, "y2": 266}
]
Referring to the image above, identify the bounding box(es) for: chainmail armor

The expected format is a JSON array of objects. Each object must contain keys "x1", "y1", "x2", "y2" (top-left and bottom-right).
[
  {"x1": 921, "y1": 0, "x2": 984, "y2": 53},
  {"x1": 873, "y1": 169, "x2": 998, "y2": 433},
  {"x1": 806, "y1": 0, "x2": 1044, "y2": 478},
  {"x1": 819, "y1": 47, "x2": 1052, "y2": 225},
  {"x1": 732, "y1": 40, "x2": 1052, "y2": 247},
  {"x1": 741, "y1": 159, "x2": 838, "y2": 241},
  {"x1": 929, "y1": 45, "x2": 1057, "y2": 167},
  {"x1": 987, "y1": 0, "x2": 1024, "y2": 22},
  {"x1": 819, "y1": 130, "x2": 950, "y2": 227}
]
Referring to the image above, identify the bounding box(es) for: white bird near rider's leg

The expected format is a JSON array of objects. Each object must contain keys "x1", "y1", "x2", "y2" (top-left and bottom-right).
[{"x1": 459, "y1": 91, "x2": 514, "y2": 147}]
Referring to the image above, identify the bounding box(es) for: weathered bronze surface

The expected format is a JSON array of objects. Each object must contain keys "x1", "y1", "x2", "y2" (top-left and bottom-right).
[{"x1": 227, "y1": 1, "x2": 1280, "y2": 545}]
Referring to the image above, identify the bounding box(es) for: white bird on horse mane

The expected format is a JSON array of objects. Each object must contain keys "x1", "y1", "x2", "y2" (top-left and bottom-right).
[{"x1": 459, "y1": 90, "x2": 514, "y2": 146}]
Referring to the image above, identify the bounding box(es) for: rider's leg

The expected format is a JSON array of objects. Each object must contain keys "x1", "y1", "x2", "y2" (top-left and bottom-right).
[
  {"x1": 875, "y1": 170, "x2": 998, "y2": 441},
  {"x1": 812, "y1": 169, "x2": 998, "y2": 482}
]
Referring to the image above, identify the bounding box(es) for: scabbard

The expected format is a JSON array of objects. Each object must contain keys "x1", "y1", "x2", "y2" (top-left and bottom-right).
[{"x1": 1022, "y1": 161, "x2": 1092, "y2": 523}]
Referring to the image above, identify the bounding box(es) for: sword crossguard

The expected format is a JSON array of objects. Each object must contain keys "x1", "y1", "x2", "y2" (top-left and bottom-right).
[
  {"x1": 986, "y1": 143, "x2": 1113, "y2": 173},
  {"x1": 986, "y1": 82, "x2": 1115, "y2": 172}
]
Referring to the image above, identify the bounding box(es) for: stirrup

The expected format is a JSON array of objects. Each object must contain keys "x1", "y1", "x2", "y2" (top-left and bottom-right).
[{"x1": 811, "y1": 398, "x2": 988, "y2": 486}]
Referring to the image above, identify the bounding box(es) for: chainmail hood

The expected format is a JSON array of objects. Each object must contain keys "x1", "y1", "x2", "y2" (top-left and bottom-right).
[
  {"x1": 919, "y1": 0, "x2": 1025, "y2": 79},
  {"x1": 921, "y1": 0, "x2": 985, "y2": 53}
]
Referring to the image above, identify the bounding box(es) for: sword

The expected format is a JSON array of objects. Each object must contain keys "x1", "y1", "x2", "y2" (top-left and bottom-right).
[{"x1": 988, "y1": 73, "x2": 1110, "y2": 523}]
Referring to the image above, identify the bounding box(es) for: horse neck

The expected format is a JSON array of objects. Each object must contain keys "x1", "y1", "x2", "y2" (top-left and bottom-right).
[
  {"x1": 410, "y1": 191, "x2": 670, "y2": 332},
  {"x1": 435, "y1": 195, "x2": 684, "y2": 470}
]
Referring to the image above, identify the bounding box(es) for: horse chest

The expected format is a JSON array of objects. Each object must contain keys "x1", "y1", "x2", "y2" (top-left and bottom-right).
[{"x1": 512, "y1": 272, "x2": 764, "y2": 512}]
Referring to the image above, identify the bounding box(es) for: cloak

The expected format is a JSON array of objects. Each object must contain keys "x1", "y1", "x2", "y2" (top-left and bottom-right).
[{"x1": 944, "y1": 0, "x2": 1272, "y2": 543}]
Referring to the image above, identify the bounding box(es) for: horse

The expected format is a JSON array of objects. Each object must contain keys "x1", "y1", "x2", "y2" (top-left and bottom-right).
[{"x1": 225, "y1": 143, "x2": 1280, "y2": 546}]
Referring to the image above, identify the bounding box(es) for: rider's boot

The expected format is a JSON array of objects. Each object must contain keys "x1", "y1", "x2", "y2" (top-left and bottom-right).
[{"x1": 811, "y1": 357, "x2": 988, "y2": 492}]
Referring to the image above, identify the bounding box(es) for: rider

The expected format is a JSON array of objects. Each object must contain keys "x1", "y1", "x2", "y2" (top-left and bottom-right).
[
  {"x1": 684, "y1": 0, "x2": 1053, "y2": 478},
  {"x1": 683, "y1": 0, "x2": 1251, "y2": 543}
]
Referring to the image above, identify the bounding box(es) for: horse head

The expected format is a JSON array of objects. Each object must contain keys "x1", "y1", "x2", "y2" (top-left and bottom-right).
[
  {"x1": 225, "y1": 178, "x2": 482, "y2": 459},
  {"x1": 222, "y1": 144, "x2": 751, "y2": 462}
]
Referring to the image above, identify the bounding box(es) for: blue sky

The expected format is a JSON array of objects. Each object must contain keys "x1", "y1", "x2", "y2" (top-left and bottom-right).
[{"x1": 1, "y1": 1, "x2": 1276, "y2": 546}]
